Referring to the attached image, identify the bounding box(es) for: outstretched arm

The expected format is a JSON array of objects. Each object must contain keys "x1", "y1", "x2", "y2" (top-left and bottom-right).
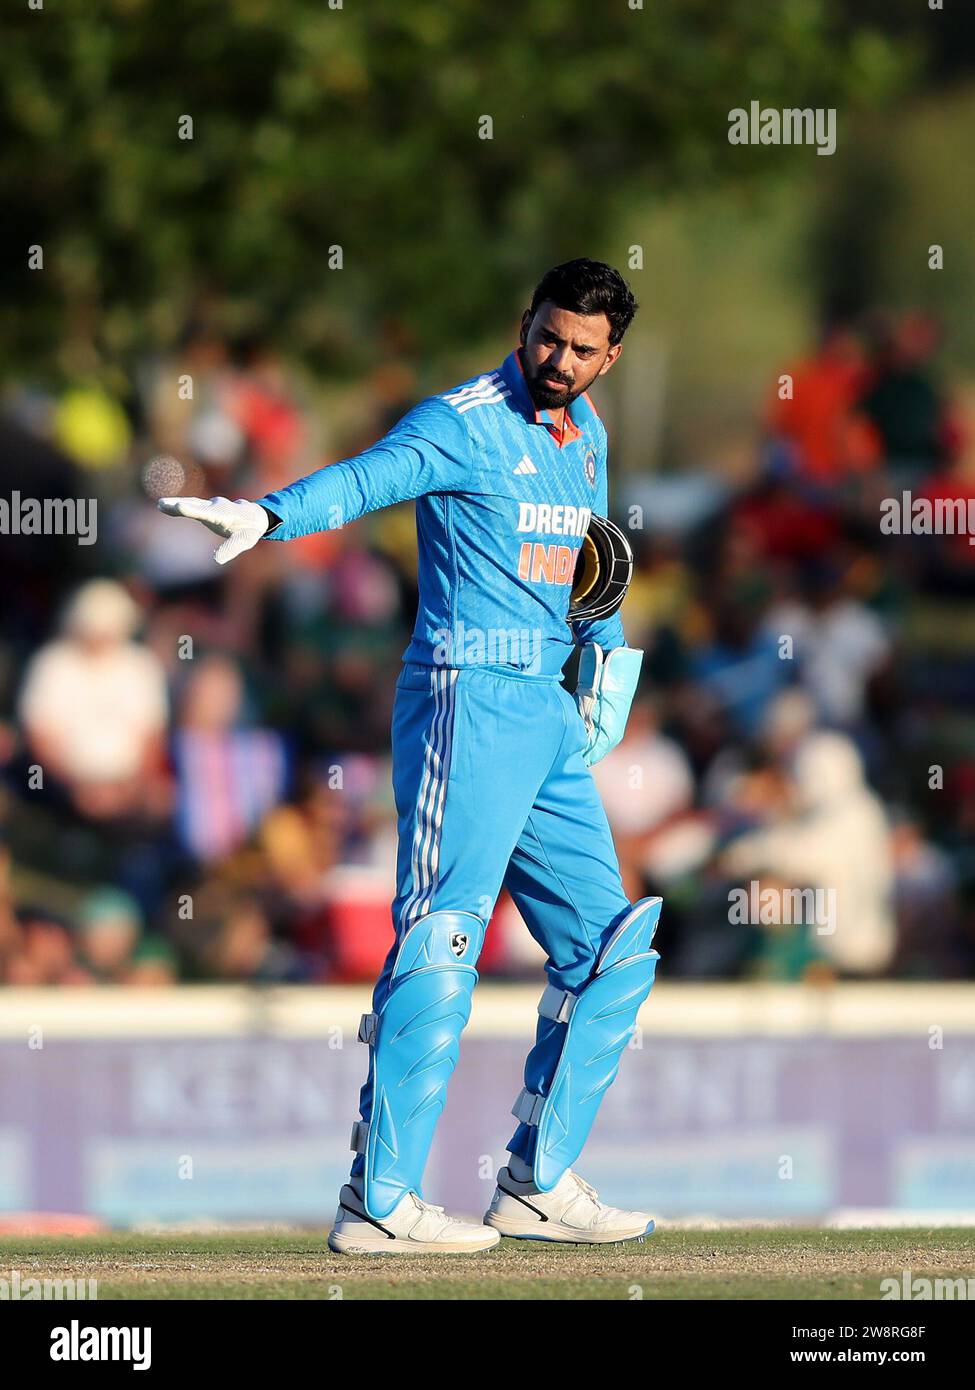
[{"x1": 159, "y1": 398, "x2": 473, "y2": 563}]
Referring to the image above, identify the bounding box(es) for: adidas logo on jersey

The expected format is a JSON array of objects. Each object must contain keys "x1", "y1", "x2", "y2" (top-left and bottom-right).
[{"x1": 513, "y1": 454, "x2": 537, "y2": 475}]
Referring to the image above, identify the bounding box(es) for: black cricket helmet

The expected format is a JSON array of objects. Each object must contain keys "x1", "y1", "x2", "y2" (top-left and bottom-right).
[{"x1": 569, "y1": 513, "x2": 634, "y2": 624}]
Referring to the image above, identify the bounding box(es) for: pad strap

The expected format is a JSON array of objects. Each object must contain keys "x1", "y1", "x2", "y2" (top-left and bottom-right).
[
  {"x1": 538, "y1": 983, "x2": 576, "y2": 1024},
  {"x1": 357, "y1": 1012, "x2": 378, "y2": 1045},
  {"x1": 511, "y1": 1088, "x2": 545, "y2": 1126}
]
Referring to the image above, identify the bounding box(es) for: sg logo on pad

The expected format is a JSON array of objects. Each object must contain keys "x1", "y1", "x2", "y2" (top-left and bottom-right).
[{"x1": 450, "y1": 932, "x2": 469, "y2": 958}]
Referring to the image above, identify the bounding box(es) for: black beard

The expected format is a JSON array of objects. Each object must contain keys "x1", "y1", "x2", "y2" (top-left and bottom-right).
[{"x1": 526, "y1": 373, "x2": 576, "y2": 411}]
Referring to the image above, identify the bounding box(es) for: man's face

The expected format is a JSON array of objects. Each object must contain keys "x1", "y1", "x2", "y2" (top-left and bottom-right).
[{"x1": 519, "y1": 302, "x2": 622, "y2": 411}]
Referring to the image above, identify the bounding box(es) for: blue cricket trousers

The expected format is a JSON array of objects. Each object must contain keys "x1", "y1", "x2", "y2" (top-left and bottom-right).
[{"x1": 351, "y1": 659, "x2": 634, "y2": 1175}]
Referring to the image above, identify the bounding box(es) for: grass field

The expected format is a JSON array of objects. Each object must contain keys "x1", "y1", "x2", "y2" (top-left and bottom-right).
[{"x1": 2, "y1": 1228, "x2": 973, "y2": 1300}]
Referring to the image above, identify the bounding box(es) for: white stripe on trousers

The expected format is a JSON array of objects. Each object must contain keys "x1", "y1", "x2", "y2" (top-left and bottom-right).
[{"x1": 400, "y1": 667, "x2": 458, "y2": 928}]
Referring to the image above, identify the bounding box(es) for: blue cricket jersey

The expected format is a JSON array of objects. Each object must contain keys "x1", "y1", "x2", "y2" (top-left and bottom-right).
[{"x1": 258, "y1": 349, "x2": 626, "y2": 675}]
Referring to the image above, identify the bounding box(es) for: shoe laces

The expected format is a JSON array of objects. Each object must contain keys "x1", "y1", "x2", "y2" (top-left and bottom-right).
[
  {"x1": 569, "y1": 1171, "x2": 601, "y2": 1205},
  {"x1": 409, "y1": 1193, "x2": 446, "y2": 1218}
]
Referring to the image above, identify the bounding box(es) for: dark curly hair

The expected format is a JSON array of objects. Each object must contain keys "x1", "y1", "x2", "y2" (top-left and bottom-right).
[{"x1": 528, "y1": 258, "x2": 638, "y2": 346}]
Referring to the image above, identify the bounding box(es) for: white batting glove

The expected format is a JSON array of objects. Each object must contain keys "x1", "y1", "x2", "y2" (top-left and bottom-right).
[{"x1": 157, "y1": 496, "x2": 270, "y2": 565}]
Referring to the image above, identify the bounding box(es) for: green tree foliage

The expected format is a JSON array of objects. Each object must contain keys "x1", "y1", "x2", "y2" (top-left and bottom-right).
[{"x1": 1, "y1": 0, "x2": 920, "y2": 378}]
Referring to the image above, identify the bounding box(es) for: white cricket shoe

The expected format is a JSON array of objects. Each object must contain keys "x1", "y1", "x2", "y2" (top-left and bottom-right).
[
  {"x1": 484, "y1": 1167, "x2": 655, "y2": 1244},
  {"x1": 328, "y1": 1182, "x2": 501, "y2": 1256}
]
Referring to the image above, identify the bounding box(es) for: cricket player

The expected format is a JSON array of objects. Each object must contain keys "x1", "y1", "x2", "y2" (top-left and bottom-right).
[{"x1": 160, "y1": 259, "x2": 662, "y2": 1254}]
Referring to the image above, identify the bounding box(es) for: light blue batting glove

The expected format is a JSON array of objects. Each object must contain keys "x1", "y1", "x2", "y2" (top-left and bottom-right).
[{"x1": 574, "y1": 643, "x2": 645, "y2": 767}]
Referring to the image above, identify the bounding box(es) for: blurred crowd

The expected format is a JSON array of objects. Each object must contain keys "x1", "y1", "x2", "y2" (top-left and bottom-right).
[{"x1": 1, "y1": 309, "x2": 974, "y2": 986}]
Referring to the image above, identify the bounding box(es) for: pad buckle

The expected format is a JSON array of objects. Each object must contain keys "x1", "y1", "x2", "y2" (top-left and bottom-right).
[
  {"x1": 511, "y1": 1088, "x2": 545, "y2": 1126},
  {"x1": 538, "y1": 984, "x2": 576, "y2": 1024},
  {"x1": 357, "y1": 1012, "x2": 378, "y2": 1045}
]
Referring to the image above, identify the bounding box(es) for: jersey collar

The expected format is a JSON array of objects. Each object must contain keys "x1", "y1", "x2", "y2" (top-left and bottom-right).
[{"x1": 500, "y1": 349, "x2": 584, "y2": 448}]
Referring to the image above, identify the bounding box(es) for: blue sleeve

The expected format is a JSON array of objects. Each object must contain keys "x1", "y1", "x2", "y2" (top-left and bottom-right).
[
  {"x1": 571, "y1": 425, "x2": 627, "y2": 651},
  {"x1": 573, "y1": 609, "x2": 626, "y2": 651},
  {"x1": 256, "y1": 397, "x2": 474, "y2": 541}
]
